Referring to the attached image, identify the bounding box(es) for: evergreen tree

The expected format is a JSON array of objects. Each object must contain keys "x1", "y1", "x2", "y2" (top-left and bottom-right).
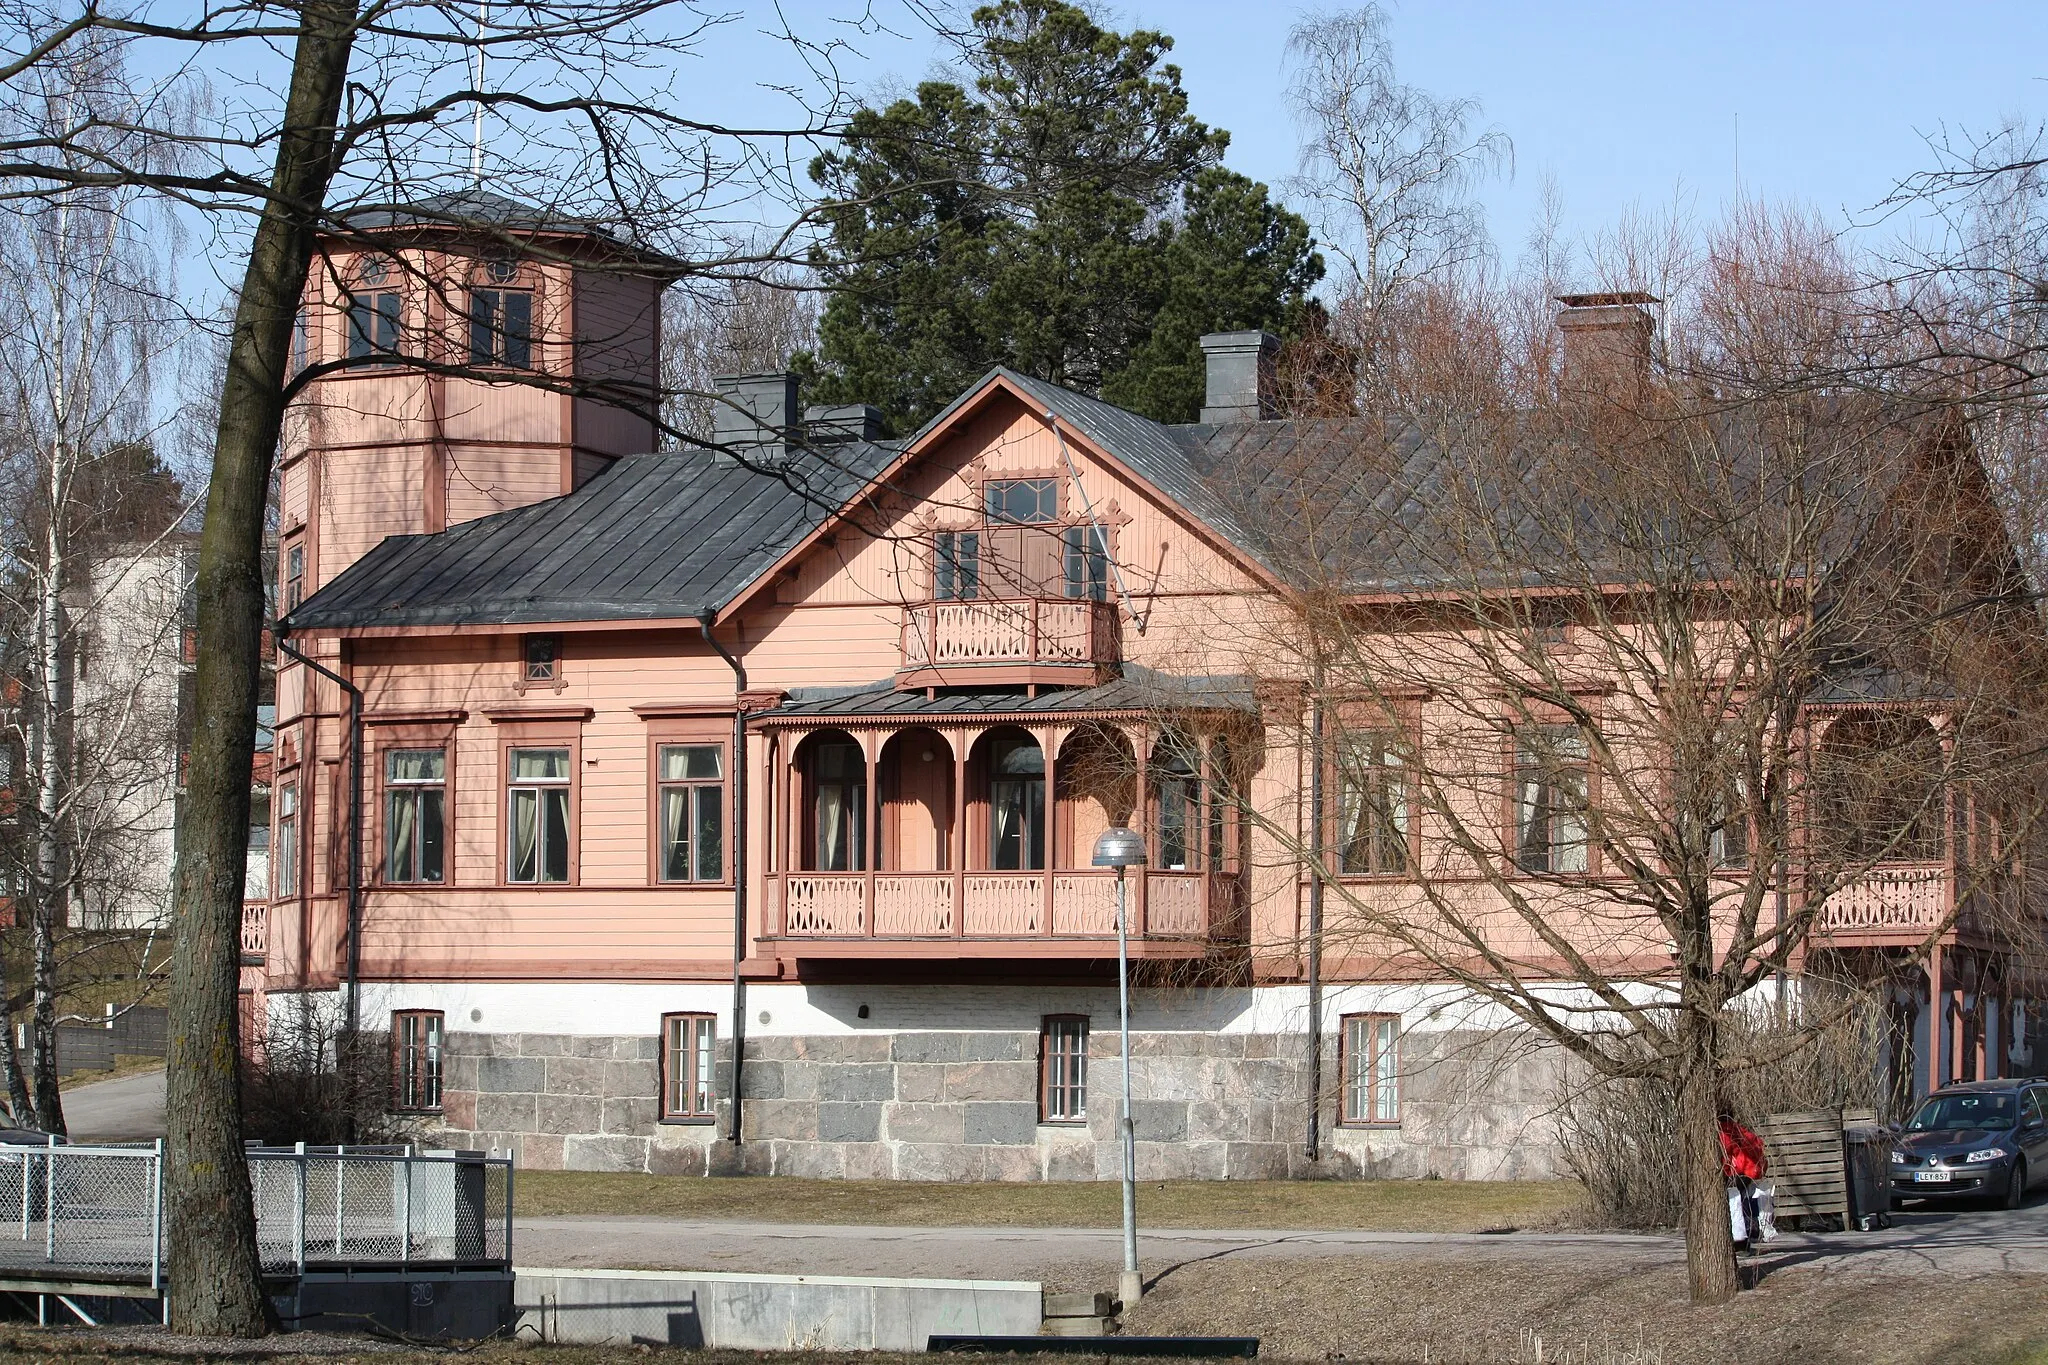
[{"x1": 804, "y1": 0, "x2": 1323, "y2": 431}]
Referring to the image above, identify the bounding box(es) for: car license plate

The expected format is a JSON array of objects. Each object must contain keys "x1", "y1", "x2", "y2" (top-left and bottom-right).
[{"x1": 1914, "y1": 1169, "x2": 1952, "y2": 1183}]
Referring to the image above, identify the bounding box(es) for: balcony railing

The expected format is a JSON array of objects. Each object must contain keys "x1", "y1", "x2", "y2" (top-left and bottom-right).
[
  {"x1": 1812, "y1": 863, "x2": 1949, "y2": 938},
  {"x1": 772, "y1": 867, "x2": 1228, "y2": 946},
  {"x1": 900, "y1": 598, "x2": 1119, "y2": 678},
  {"x1": 241, "y1": 903, "x2": 268, "y2": 963}
]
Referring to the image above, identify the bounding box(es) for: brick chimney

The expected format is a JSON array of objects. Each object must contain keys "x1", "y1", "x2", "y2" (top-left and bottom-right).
[
  {"x1": 1199, "y1": 331, "x2": 1280, "y2": 423},
  {"x1": 712, "y1": 372, "x2": 801, "y2": 449},
  {"x1": 1555, "y1": 293, "x2": 1657, "y2": 391}
]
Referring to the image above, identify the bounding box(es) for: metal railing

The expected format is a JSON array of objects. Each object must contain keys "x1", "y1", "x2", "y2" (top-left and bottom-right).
[{"x1": 0, "y1": 1139, "x2": 511, "y2": 1286}]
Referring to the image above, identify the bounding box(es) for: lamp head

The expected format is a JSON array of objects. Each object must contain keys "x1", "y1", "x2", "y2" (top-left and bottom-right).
[{"x1": 1092, "y1": 827, "x2": 1147, "y2": 868}]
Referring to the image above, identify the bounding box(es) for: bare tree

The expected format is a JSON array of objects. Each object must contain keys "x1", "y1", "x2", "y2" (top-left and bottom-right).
[
  {"x1": 1210, "y1": 210, "x2": 2048, "y2": 1304},
  {"x1": 661, "y1": 271, "x2": 820, "y2": 444},
  {"x1": 1283, "y1": 3, "x2": 1511, "y2": 393},
  {"x1": 0, "y1": 0, "x2": 874, "y2": 1333}
]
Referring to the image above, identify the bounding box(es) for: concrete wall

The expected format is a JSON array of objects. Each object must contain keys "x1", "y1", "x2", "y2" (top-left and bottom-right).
[{"x1": 513, "y1": 1268, "x2": 1042, "y2": 1349}]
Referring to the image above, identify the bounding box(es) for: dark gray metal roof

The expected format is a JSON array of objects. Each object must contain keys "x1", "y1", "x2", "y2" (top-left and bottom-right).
[
  {"x1": 285, "y1": 442, "x2": 899, "y2": 631},
  {"x1": 336, "y1": 190, "x2": 683, "y2": 269},
  {"x1": 764, "y1": 672, "x2": 1257, "y2": 721}
]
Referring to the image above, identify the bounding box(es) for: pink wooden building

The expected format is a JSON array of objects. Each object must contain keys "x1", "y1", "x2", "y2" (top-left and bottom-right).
[{"x1": 253, "y1": 199, "x2": 2038, "y2": 1179}]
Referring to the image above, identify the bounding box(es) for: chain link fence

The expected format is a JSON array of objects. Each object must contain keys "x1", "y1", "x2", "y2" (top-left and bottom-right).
[{"x1": 0, "y1": 1140, "x2": 510, "y2": 1286}]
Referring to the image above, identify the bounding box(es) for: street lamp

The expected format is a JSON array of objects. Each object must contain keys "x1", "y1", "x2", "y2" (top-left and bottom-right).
[{"x1": 1092, "y1": 825, "x2": 1147, "y2": 1308}]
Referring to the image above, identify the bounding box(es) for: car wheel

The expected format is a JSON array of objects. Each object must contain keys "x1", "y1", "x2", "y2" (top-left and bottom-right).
[{"x1": 2003, "y1": 1161, "x2": 2027, "y2": 1211}]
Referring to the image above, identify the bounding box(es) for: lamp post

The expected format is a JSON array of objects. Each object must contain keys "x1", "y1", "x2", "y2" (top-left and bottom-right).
[{"x1": 1093, "y1": 825, "x2": 1146, "y2": 1308}]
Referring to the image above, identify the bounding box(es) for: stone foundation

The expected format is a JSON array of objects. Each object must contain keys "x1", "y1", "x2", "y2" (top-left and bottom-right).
[{"x1": 425, "y1": 1020, "x2": 1566, "y2": 1181}]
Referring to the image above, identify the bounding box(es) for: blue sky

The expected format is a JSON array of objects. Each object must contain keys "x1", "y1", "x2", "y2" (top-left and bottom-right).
[{"x1": 691, "y1": 1, "x2": 2048, "y2": 266}]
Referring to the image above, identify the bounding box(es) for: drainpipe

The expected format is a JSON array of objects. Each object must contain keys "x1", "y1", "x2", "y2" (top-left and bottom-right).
[
  {"x1": 1305, "y1": 692, "x2": 1325, "y2": 1163},
  {"x1": 699, "y1": 612, "x2": 749, "y2": 1144},
  {"x1": 275, "y1": 634, "x2": 364, "y2": 1048}
]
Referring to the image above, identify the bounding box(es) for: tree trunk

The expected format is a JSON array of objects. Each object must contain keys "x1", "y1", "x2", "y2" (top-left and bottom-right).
[
  {"x1": 28, "y1": 480, "x2": 67, "y2": 1134},
  {"x1": 1676, "y1": 1008, "x2": 1739, "y2": 1305},
  {"x1": 0, "y1": 1006, "x2": 29, "y2": 1123},
  {"x1": 163, "y1": 0, "x2": 357, "y2": 1336}
]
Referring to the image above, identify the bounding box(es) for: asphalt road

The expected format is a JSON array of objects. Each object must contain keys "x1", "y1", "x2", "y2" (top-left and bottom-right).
[
  {"x1": 514, "y1": 1194, "x2": 2048, "y2": 1286},
  {"x1": 61, "y1": 1066, "x2": 165, "y2": 1143}
]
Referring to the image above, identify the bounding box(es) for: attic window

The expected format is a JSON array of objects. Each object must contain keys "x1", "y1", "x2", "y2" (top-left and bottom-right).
[
  {"x1": 985, "y1": 477, "x2": 1058, "y2": 525},
  {"x1": 522, "y1": 634, "x2": 560, "y2": 683}
]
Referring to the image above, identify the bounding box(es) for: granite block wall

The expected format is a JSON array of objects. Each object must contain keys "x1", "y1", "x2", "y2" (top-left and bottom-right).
[{"x1": 424, "y1": 1022, "x2": 1567, "y2": 1181}]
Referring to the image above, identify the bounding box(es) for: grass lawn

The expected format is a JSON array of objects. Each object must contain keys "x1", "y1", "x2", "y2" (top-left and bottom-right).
[{"x1": 514, "y1": 1172, "x2": 1583, "y2": 1231}]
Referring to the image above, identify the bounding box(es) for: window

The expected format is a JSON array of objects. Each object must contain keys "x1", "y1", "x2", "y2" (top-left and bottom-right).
[
  {"x1": 468, "y1": 287, "x2": 533, "y2": 368},
  {"x1": 1337, "y1": 732, "x2": 1409, "y2": 875},
  {"x1": 275, "y1": 781, "x2": 299, "y2": 897},
  {"x1": 522, "y1": 634, "x2": 559, "y2": 683},
  {"x1": 283, "y1": 544, "x2": 304, "y2": 611},
  {"x1": 1154, "y1": 738, "x2": 1201, "y2": 872},
  {"x1": 393, "y1": 1011, "x2": 443, "y2": 1111},
  {"x1": 507, "y1": 747, "x2": 572, "y2": 883},
  {"x1": 1711, "y1": 771, "x2": 1750, "y2": 869},
  {"x1": 246, "y1": 784, "x2": 271, "y2": 900},
  {"x1": 811, "y1": 740, "x2": 867, "y2": 871},
  {"x1": 990, "y1": 737, "x2": 1045, "y2": 871},
  {"x1": 1040, "y1": 1016, "x2": 1088, "y2": 1122},
  {"x1": 1341, "y1": 1014, "x2": 1400, "y2": 1124},
  {"x1": 985, "y1": 477, "x2": 1058, "y2": 524},
  {"x1": 658, "y1": 745, "x2": 724, "y2": 882},
  {"x1": 290, "y1": 310, "x2": 309, "y2": 376},
  {"x1": 935, "y1": 530, "x2": 980, "y2": 601},
  {"x1": 345, "y1": 291, "x2": 402, "y2": 360},
  {"x1": 661, "y1": 1013, "x2": 717, "y2": 1120},
  {"x1": 1514, "y1": 726, "x2": 1589, "y2": 874},
  {"x1": 1062, "y1": 524, "x2": 1109, "y2": 601},
  {"x1": 385, "y1": 748, "x2": 447, "y2": 883}
]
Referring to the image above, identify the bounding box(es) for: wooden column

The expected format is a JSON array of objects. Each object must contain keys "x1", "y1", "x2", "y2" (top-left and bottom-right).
[
  {"x1": 1132, "y1": 725, "x2": 1152, "y2": 937},
  {"x1": 863, "y1": 732, "x2": 880, "y2": 935},
  {"x1": 950, "y1": 728, "x2": 971, "y2": 938},
  {"x1": 1928, "y1": 945, "x2": 1944, "y2": 1094},
  {"x1": 1039, "y1": 725, "x2": 1063, "y2": 936}
]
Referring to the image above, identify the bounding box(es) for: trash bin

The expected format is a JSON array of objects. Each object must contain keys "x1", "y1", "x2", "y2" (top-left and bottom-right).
[{"x1": 1843, "y1": 1122, "x2": 1892, "y2": 1231}]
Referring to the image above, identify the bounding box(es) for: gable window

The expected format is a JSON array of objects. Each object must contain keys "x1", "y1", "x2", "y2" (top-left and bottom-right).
[
  {"x1": 523, "y1": 634, "x2": 559, "y2": 683},
  {"x1": 468, "y1": 287, "x2": 533, "y2": 369},
  {"x1": 985, "y1": 477, "x2": 1058, "y2": 524},
  {"x1": 661, "y1": 1013, "x2": 717, "y2": 1120},
  {"x1": 283, "y1": 544, "x2": 304, "y2": 611},
  {"x1": 1337, "y1": 732, "x2": 1409, "y2": 875},
  {"x1": 275, "y1": 781, "x2": 299, "y2": 897},
  {"x1": 385, "y1": 748, "x2": 447, "y2": 883},
  {"x1": 658, "y1": 744, "x2": 724, "y2": 882},
  {"x1": 507, "y1": 747, "x2": 572, "y2": 883},
  {"x1": 1341, "y1": 1014, "x2": 1400, "y2": 1124},
  {"x1": 1513, "y1": 725, "x2": 1589, "y2": 874},
  {"x1": 1062, "y1": 524, "x2": 1109, "y2": 601},
  {"x1": 393, "y1": 1010, "x2": 444, "y2": 1111},
  {"x1": 345, "y1": 291, "x2": 402, "y2": 361},
  {"x1": 935, "y1": 530, "x2": 980, "y2": 601},
  {"x1": 1040, "y1": 1016, "x2": 1088, "y2": 1122}
]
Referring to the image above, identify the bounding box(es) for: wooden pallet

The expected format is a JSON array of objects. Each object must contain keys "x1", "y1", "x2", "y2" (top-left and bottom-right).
[{"x1": 1756, "y1": 1108, "x2": 1852, "y2": 1229}]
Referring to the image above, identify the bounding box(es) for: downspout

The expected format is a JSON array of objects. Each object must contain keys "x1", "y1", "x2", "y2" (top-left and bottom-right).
[
  {"x1": 1305, "y1": 691, "x2": 1325, "y2": 1163},
  {"x1": 275, "y1": 634, "x2": 364, "y2": 1046},
  {"x1": 699, "y1": 612, "x2": 749, "y2": 1144}
]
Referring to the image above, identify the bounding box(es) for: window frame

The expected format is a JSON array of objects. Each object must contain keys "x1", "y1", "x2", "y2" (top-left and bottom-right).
[
  {"x1": 1061, "y1": 523, "x2": 1111, "y2": 601},
  {"x1": 283, "y1": 542, "x2": 305, "y2": 611},
  {"x1": 499, "y1": 729, "x2": 580, "y2": 886},
  {"x1": 1334, "y1": 729, "x2": 1413, "y2": 877},
  {"x1": 381, "y1": 744, "x2": 450, "y2": 885},
  {"x1": 660, "y1": 1012, "x2": 718, "y2": 1122},
  {"x1": 467, "y1": 286, "x2": 535, "y2": 369},
  {"x1": 391, "y1": 1010, "x2": 445, "y2": 1113},
  {"x1": 274, "y1": 779, "x2": 299, "y2": 898},
  {"x1": 1338, "y1": 1012, "x2": 1401, "y2": 1127},
  {"x1": 983, "y1": 475, "x2": 1061, "y2": 525},
  {"x1": 1039, "y1": 1014, "x2": 1089, "y2": 1124},
  {"x1": 1509, "y1": 722, "x2": 1594, "y2": 876},
  {"x1": 344, "y1": 289, "x2": 403, "y2": 362},
  {"x1": 934, "y1": 529, "x2": 981, "y2": 601},
  {"x1": 648, "y1": 732, "x2": 730, "y2": 885}
]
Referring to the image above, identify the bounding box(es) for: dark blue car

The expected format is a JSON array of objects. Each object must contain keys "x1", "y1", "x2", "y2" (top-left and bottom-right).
[{"x1": 1890, "y1": 1079, "x2": 2048, "y2": 1209}]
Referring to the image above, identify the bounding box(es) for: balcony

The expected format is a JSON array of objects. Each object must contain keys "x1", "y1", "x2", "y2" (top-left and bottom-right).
[
  {"x1": 767, "y1": 868, "x2": 1234, "y2": 958},
  {"x1": 1812, "y1": 863, "x2": 1949, "y2": 943},
  {"x1": 899, "y1": 598, "x2": 1120, "y2": 688},
  {"x1": 241, "y1": 903, "x2": 268, "y2": 964}
]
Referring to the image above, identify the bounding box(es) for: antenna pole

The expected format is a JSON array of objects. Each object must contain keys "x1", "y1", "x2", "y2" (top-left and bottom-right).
[{"x1": 470, "y1": 1, "x2": 488, "y2": 183}]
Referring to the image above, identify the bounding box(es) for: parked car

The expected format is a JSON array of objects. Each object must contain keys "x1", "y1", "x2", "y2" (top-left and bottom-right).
[{"x1": 1891, "y1": 1079, "x2": 2048, "y2": 1209}]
